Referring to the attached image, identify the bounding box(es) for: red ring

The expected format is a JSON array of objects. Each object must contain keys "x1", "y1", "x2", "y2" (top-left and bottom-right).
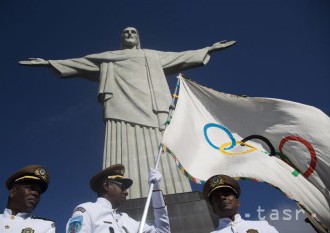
[{"x1": 279, "y1": 136, "x2": 317, "y2": 178}]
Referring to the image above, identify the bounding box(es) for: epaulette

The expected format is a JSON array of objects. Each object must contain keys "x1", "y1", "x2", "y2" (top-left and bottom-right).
[
  {"x1": 32, "y1": 216, "x2": 54, "y2": 222},
  {"x1": 73, "y1": 206, "x2": 86, "y2": 214},
  {"x1": 32, "y1": 216, "x2": 55, "y2": 228}
]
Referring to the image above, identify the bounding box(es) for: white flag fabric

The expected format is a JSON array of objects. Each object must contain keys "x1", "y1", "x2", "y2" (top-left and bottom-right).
[{"x1": 162, "y1": 77, "x2": 330, "y2": 229}]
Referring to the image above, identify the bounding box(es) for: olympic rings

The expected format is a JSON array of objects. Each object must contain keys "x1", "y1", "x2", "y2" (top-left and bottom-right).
[{"x1": 203, "y1": 123, "x2": 317, "y2": 178}]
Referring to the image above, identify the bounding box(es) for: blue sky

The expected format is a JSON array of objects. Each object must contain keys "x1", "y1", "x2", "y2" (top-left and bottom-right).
[{"x1": 0, "y1": 0, "x2": 329, "y2": 232}]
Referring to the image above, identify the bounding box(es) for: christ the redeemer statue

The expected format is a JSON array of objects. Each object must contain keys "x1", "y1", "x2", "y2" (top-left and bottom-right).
[{"x1": 19, "y1": 27, "x2": 236, "y2": 199}]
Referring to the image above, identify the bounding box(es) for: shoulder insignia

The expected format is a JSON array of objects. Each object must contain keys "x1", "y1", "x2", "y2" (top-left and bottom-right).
[
  {"x1": 73, "y1": 206, "x2": 86, "y2": 214},
  {"x1": 22, "y1": 227, "x2": 35, "y2": 233},
  {"x1": 247, "y1": 229, "x2": 259, "y2": 233},
  {"x1": 68, "y1": 216, "x2": 83, "y2": 233},
  {"x1": 31, "y1": 216, "x2": 54, "y2": 222}
]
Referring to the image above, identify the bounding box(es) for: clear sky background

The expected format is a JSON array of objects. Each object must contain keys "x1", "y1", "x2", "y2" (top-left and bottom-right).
[{"x1": 1, "y1": 0, "x2": 329, "y2": 232}]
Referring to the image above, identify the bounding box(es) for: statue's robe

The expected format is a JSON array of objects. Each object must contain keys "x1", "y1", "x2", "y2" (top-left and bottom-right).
[{"x1": 49, "y1": 48, "x2": 210, "y2": 198}]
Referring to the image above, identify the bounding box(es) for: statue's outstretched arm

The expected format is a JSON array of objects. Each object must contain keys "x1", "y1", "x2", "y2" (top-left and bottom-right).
[
  {"x1": 208, "y1": 40, "x2": 236, "y2": 53},
  {"x1": 18, "y1": 58, "x2": 49, "y2": 66}
]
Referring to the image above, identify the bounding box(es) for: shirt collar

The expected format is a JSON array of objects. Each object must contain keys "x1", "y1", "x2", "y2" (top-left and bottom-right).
[
  {"x1": 218, "y1": 214, "x2": 242, "y2": 229},
  {"x1": 96, "y1": 197, "x2": 115, "y2": 211},
  {"x1": 4, "y1": 208, "x2": 32, "y2": 219}
]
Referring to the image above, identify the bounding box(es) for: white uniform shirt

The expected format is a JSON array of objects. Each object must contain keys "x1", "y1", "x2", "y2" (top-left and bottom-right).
[
  {"x1": 211, "y1": 214, "x2": 278, "y2": 233},
  {"x1": 0, "y1": 208, "x2": 55, "y2": 233},
  {"x1": 66, "y1": 196, "x2": 170, "y2": 233}
]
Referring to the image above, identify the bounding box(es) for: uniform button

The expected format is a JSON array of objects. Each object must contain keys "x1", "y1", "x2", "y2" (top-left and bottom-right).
[
  {"x1": 5, "y1": 225, "x2": 10, "y2": 229},
  {"x1": 10, "y1": 216, "x2": 15, "y2": 220}
]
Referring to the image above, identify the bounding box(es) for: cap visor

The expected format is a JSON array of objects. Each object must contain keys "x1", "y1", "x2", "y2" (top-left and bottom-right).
[{"x1": 208, "y1": 185, "x2": 238, "y2": 199}]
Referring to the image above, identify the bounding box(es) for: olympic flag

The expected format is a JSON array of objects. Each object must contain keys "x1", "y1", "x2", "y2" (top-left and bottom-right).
[{"x1": 162, "y1": 77, "x2": 330, "y2": 230}]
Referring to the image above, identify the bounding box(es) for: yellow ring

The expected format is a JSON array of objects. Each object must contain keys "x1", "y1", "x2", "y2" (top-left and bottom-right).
[{"x1": 220, "y1": 141, "x2": 257, "y2": 156}]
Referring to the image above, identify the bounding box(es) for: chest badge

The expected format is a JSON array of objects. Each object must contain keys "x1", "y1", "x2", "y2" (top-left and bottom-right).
[
  {"x1": 246, "y1": 229, "x2": 259, "y2": 233},
  {"x1": 21, "y1": 228, "x2": 35, "y2": 233}
]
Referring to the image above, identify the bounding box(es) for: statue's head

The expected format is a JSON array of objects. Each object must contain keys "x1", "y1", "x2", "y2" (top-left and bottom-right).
[{"x1": 120, "y1": 27, "x2": 141, "y2": 49}]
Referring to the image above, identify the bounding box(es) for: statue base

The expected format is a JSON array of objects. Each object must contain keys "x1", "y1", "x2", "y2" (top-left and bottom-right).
[{"x1": 119, "y1": 191, "x2": 217, "y2": 233}]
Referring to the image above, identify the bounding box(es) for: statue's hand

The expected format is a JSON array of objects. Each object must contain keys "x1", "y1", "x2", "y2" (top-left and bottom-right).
[
  {"x1": 208, "y1": 40, "x2": 236, "y2": 53},
  {"x1": 18, "y1": 58, "x2": 49, "y2": 66}
]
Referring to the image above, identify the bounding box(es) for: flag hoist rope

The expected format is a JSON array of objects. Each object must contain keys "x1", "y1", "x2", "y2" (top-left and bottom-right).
[{"x1": 137, "y1": 73, "x2": 183, "y2": 233}]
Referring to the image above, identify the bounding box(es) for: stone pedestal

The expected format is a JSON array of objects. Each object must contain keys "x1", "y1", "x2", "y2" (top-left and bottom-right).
[{"x1": 119, "y1": 191, "x2": 217, "y2": 233}]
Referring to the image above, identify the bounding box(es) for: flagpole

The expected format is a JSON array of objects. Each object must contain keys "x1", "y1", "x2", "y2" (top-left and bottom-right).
[{"x1": 137, "y1": 74, "x2": 182, "y2": 233}]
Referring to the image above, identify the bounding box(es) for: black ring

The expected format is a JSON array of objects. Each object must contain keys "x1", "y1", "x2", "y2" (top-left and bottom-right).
[{"x1": 241, "y1": 135, "x2": 276, "y2": 156}]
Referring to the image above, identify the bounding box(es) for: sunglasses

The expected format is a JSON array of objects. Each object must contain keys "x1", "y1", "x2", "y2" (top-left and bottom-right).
[{"x1": 108, "y1": 180, "x2": 127, "y2": 191}]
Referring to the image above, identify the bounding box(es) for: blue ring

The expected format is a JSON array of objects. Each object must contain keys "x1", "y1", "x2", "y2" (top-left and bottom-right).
[{"x1": 204, "y1": 123, "x2": 236, "y2": 150}]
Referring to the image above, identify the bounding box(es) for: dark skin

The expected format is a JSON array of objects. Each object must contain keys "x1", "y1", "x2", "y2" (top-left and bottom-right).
[
  {"x1": 7, "y1": 181, "x2": 43, "y2": 215},
  {"x1": 210, "y1": 188, "x2": 240, "y2": 221},
  {"x1": 101, "y1": 180, "x2": 128, "y2": 209}
]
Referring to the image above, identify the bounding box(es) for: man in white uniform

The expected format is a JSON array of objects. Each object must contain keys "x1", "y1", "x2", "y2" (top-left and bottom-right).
[
  {"x1": 203, "y1": 174, "x2": 279, "y2": 233},
  {"x1": 19, "y1": 27, "x2": 236, "y2": 199},
  {"x1": 0, "y1": 165, "x2": 56, "y2": 233},
  {"x1": 66, "y1": 164, "x2": 170, "y2": 233}
]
